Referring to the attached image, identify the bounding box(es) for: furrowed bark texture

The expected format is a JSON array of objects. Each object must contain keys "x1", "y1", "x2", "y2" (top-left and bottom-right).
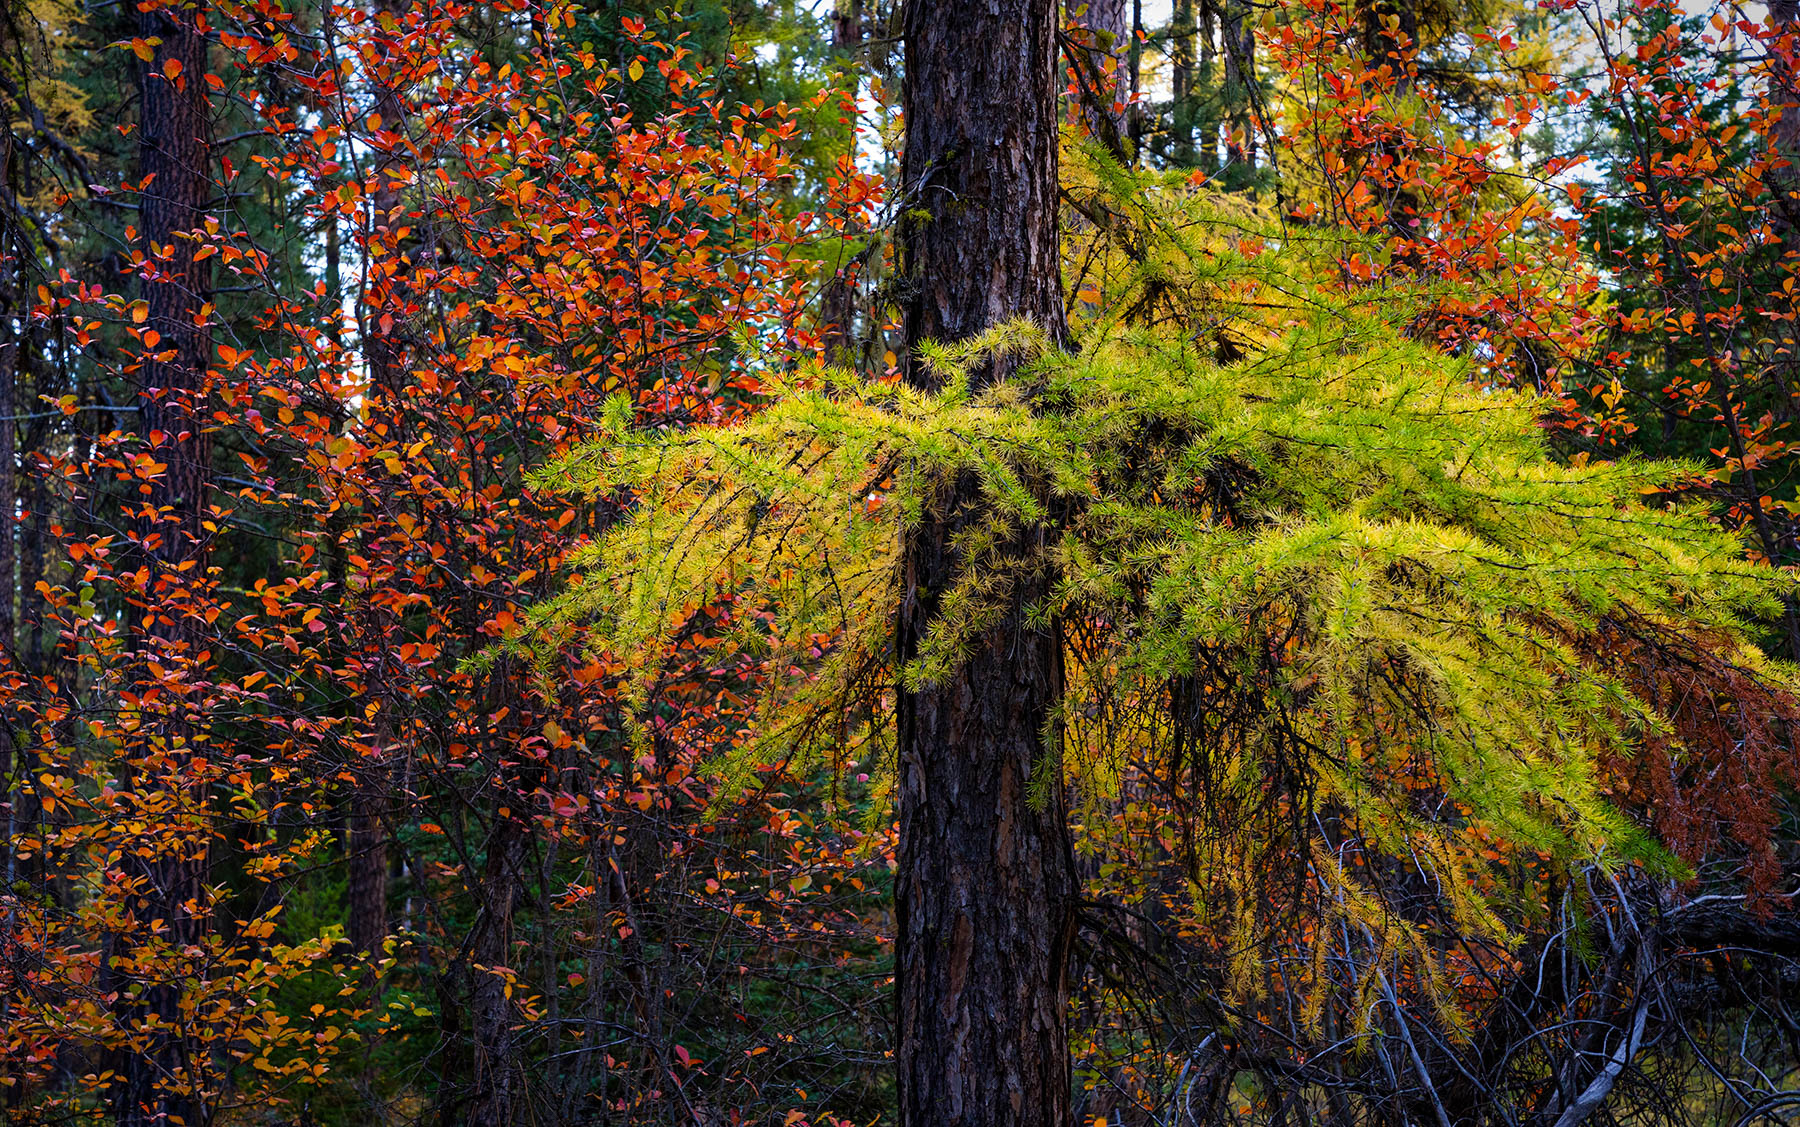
[
  {"x1": 112, "y1": 5, "x2": 213, "y2": 1125},
  {"x1": 896, "y1": 2, "x2": 1076, "y2": 1125}
]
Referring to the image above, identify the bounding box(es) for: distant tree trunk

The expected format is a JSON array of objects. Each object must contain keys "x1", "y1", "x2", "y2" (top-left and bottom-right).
[
  {"x1": 820, "y1": 0, "x2": 866, "y2": 368},
  {"x1": 464, "y1": 816, "x2": 526, "y2": 1125},
  {"x1": 0, "y1": 122, "x2": 18, "y2": 889},
  {"x1": 896, "y1": 2, "x2": 1077, "y2": 1125},
  {"x1": 1171, "y1": 0, "x2": 1199, "y2": 166},
  {"x1": 111, "y1": 4, "x2": 214, "y2": 1124},
  {"x1": 1771, "y1": 0, "x2": 1800, "y2": 332},
  {"x1": 1221, "y1": 0, "x2": 1256, "y2": 167},
  {"x1": 1073, "y1": 0, "x2": 1131, "y2": 158},
  {"x1": 833, "y1": 0, "x2": 863, "y2": 51},
  {"x1": 1777, "y1": 0, "x2": 1800, "y2": 231},
  {"x1": 0, "y1": 339, "x2": 15, "y2": 911},
  {"x1": 1130, "y1": 0, "x2": 1143, "y2": 153},
  {"x1": 347, "y1": 0, "x2": 413, "y2": 957},
  {"x1": 1199, "y1": 0, "x2": 1220, "y2": 172}
]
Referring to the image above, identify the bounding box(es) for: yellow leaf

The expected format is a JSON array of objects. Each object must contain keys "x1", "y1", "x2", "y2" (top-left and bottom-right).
[{"x1": 628, "y1": 59, "x2": 645, "y2": 81}]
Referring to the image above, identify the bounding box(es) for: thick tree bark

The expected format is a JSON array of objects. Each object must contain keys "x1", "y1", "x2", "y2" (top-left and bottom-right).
[
  {"x1": 111, "y1": 5, "x2": 214, "y2": 1125},
  {"x1": 896, "y1": 2, "x2": 1077, "y2": 1125}
]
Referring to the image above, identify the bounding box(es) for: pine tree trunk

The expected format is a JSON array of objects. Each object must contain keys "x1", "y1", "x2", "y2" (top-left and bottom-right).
[
  {"x1": 113, "y1": 5, "x2": 214, "y2": 1124},
  {"x1": 896, "y1": 2, "x2": 1076, "y2": 1125}
]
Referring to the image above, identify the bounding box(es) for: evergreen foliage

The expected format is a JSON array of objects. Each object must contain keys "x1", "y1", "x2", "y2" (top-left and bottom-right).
[{"x1": 530, "y1": 147, "x2": 1800, "y2": 1021}]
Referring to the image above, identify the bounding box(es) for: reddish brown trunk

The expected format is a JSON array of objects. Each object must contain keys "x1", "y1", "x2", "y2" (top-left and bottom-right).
[{"x1": 896, "y1": 2, "x2": 1077, "y2": 1125}]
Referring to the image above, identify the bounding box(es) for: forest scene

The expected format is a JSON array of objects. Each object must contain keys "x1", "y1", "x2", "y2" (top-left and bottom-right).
[{"x1": 3, "y1": 0, "x2": 1800, "y2": 1122}]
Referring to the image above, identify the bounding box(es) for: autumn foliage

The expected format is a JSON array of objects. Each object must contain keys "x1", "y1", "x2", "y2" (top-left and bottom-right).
[{"x1": 2, "y1": 0, "x2": 1799, "y2": 1123}]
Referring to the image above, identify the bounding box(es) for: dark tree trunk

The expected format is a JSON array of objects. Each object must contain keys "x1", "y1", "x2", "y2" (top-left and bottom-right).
[
  {"x1": 819, "y1": 0, "x2": 867, "y2": 369},
  {"x1": 1777, "y1": 0, "x2": 1800, "y2": 236},
  {"x1": 1770, "y1": 0, "x2": 1800, "y2": 417},
  {"x1": 896, "y1": 2, "x2": 1077, "y2": 1125},
  {"x1": 464, "y1": 815, "x2": 526, "y2": 1125},
  {"x1": 1073, "y1": 0, "x2": 1131, "y2": 157},
  {"x1": 1221, "y1": 0, "x2": 1257, "y2": 167},
  {"x1": 111, "y1": 5, "x2": 214, "y2": 1125},
  {"x1": 0, "y1": 332, "x2": 15, "y2": 936},
  {"x1": 135, "y1": 15, "x2": 214, "y2": 563},
  {"x1": 347, "y1": 0, "x2": 414, "y2": 957},
  {"x1": 1199, "y1": 0, "x2": 1219, "y2": 173},
  {"x1": 833, "y1": 0, "x2": 863, "y2": 50},
  {"x1": 1171, "y1": 0, "x2": 1198, "y2": 166},
  {"x1": 0, "y1": 120, "x2": 18, "y2": 899}
]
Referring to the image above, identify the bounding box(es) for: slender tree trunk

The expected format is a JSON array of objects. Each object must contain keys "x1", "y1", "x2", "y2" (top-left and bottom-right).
[
  {"x1": 1776, "y1": 0, "x2": 1800, "y2": 235},
  {"x1": 1222, "y1": 0, "x2": 1256, "y2": 167},
  {"x1": 347, "y1": 0, "x2": 413, "y2": 956},
  {"x1": 1769, "y1": 0, "x2": 1800, "y2": 428},
  {"x1": 465, "y1": 816, "x2": 526, "y2": 1125},
  {"x1": 896, "y1": 2, "x2": 1077, "y2": 1125},
  {"x1": 1171, "y1": 0, "x2": 1199, "y2": 166},
  {"x1": 0, "y1": 321, "x2": 16, "y2": 991},
  {"x1": 112, "y1": 5, "x2": 214, "y2": 1124},
  {"x1": 820, "y1": 0, "x2": 866, "y2": 369},
  {"x1": 1073, "y1": 0, "x2": 1131, "y2": 157},
  {"x1": 0, "y1": 123, "x2": 18, "y2": 900},
  {"x1": 1199, "y1": 0, "x2": 1220, "y2": 173}
]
